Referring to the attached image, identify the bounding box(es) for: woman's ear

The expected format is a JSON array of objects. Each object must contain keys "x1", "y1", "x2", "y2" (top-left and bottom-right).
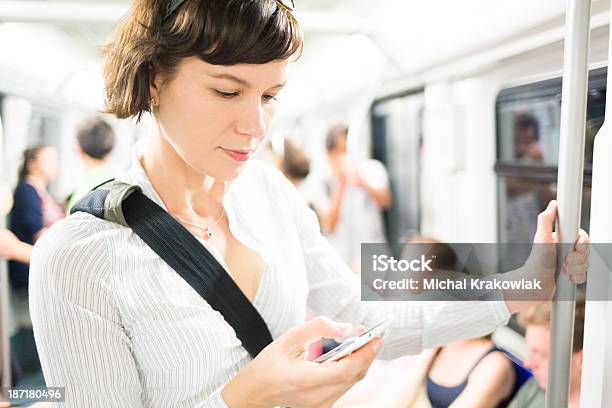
[{"x1": 149, "y1": 63, "x2": 160, "y2": 106}]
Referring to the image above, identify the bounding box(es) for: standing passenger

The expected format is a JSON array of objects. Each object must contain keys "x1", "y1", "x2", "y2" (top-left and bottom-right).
[
  {"x1": 313, "y1": 123, "x2": 391, "y2": 271},
  {"x1": 503, "y1": 113, "x2": 553, "y2": 270},
  {"x1": 9, "y1": 146, "x2": 63, "y2": 289},
  {"x1": 279, "y1": 137, "x2": 321, "y2": 214},
  {"x1": 66, "y1": 118, "x2": 119, "y2": 212},
  {"x1": 6, "y1": 145, "x2": 63, "y2": 381}
]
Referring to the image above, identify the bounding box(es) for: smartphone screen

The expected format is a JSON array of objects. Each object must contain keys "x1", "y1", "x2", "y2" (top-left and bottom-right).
[
  {"x1": 315, "y1": 337, "x2": 359, "y2": 362},
  {"x1": 313, "y1": 317, "x2": 391, "y2": 363}
]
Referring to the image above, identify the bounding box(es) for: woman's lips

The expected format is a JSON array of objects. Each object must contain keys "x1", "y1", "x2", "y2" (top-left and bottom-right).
[{"x1": 221, "y1": 148, "x2": 252, "y2": 162}]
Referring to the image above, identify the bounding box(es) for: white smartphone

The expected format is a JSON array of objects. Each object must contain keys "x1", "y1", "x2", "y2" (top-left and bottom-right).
[{"x1": 314, "y1": 316, "x2": 392, "y2": 363}]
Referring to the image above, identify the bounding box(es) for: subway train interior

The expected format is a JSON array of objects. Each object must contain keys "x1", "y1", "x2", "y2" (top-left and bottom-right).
[{"x1": 0, "y1": 0, "x2": 611, "y2": 407}]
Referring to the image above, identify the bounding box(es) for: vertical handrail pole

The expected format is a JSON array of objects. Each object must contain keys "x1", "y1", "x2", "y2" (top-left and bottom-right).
[
  {"x1": 579, "y1": 1, "x2": 612, "y2": 405},
  {"x1": 545, "y1": 0, "x2": 591, "y2": 407}
]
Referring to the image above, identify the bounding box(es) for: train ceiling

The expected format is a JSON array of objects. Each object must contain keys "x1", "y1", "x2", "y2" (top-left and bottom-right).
[{"x1": 0, "y1": 0, "x2": 608, "y2": 112}]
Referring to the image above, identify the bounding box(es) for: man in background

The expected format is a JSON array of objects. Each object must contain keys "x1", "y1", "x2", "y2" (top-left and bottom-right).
[
  {"x1": 66, "y1": 118, "x2": 118, "y2": 211},
  {"x1": 313, "y1": 123, "x2": 391, "y2": 272},
  {"x1": 513, "y1": 113, "x2": 543, "y2": 164},
  {"x1": 508, "y1": 299, "x2": 585, "y2": 408}
]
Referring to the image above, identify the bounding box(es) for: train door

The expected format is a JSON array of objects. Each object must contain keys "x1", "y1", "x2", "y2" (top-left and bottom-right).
[
  {"x1": 495, "y1": 66, "x2": 608, "y2": 405},
  {"x1": 370, "y1": 91, "x2": 424, "y2": 245}
]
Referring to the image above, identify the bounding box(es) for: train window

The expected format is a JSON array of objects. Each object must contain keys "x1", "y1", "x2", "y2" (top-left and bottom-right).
[
  {"x1": 497, "y1": 96, "x2": 561, "y2": 167},
  {"x1": 497, "y1": 69, "x2": 605, "y2": 170},
  {"x1": 371, "y1": 91, "x2": 424, "y2": 244},
  {"x1": 495, "y1": 68, "x2": 605, "y2": 270}
]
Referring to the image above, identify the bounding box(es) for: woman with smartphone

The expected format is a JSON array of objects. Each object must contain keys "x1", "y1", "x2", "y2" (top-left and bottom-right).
[{"x1": 28, "y1": 1, "x2": 589, "y2": 407}]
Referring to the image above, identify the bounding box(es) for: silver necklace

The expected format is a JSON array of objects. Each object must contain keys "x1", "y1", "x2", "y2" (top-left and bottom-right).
[{"x1": 173, "y1": 208, "x2": 226, "y2": 239}]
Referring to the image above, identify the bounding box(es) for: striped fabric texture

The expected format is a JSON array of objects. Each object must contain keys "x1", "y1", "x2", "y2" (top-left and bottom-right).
[{"x1": 29, "y1": 149, "x2": 510, "y2": 407}]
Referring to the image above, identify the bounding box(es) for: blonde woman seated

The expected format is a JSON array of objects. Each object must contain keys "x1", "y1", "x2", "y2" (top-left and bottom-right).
[{"x1": 403, "y1": 237, "x2": 517, "y2": 408}]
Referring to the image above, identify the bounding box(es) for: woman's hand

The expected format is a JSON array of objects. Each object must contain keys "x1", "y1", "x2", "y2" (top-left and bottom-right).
[
  {"x1": 0, "y1": 229, "x2": 21, "y2": 260},
  {"x1": 221, "y1": 316, "x2": 382, "y2": 408},
  {"x1": 0, "y1": 182, "x2": 12, "y2": 216},
  {"x1": 532, "y1": 200, "x2": 589, "y2": 284},
  {"x1": 506, "y1": 200, "x2": 590, "y2": 313},
  {"x1": 0, "y1": 229, "x2": 33, "y2": 264}
]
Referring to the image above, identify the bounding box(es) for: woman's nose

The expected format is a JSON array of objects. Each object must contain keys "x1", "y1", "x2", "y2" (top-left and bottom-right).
[{"x1": 236, "y1": 101, "x2": 267, "y2": 140}]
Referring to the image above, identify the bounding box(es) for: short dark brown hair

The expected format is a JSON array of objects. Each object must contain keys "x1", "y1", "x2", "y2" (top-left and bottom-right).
[
  {"x1": 77, "y1": 118, "x2": 115, "y2": 160},
  {"x1": 18, "y1": 145, "x2": 49, "y2": 181},
  {"x1": 514, "y1": 112, "x2": 540, "y2": 141},
  {"x1": 103, "y1": 0, "x2": 302, "y2": 121},
  {"x1": 282, "y1": 137, "x2": 310, "y2": 181}
]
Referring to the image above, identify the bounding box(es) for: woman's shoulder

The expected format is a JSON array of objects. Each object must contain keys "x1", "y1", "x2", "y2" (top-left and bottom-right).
[
  {"x1": 31, "y1": 212, "x2": 128, "y2": 278},
  {"x1": 477, "y1": 349, "x2": 514, "y2": 370},
  {"x1": 468, "y1": 347, "x2": 515, "y2": 387},
  {"x1": 29, "y1": 212, "x2": 128, "y2": 318},
  {"x1": 40, "y1": 210, "x2": 126, "y2": 242},
  {"x1": 13, "y1": 181, "x2": 40, "y2": 200}
]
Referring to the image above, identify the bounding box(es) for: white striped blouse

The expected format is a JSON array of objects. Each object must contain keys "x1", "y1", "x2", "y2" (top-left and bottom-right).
[{"x1": 29, "y1": 149, "x2": 510, "y2": 407}]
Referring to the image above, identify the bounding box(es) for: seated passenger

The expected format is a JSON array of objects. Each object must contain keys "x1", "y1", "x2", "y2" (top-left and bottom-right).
[
  {"x1": 408, "y1": 237, "x2": 517, "y2": 408},
  {"x1": 508, "y1": 299, "x2": 585, "y2": 408},
  {"x1": 427, "y1": 338, "x2": 516, "y2": 408}
]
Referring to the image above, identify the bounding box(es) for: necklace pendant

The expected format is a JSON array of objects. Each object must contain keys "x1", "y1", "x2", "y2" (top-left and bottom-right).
[{"x1": 206, "y1": 227, "x2": 213, "y2": 239}]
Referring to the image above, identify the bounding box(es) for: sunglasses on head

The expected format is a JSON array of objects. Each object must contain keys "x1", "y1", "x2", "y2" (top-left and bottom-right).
[{"x1": 164, "y1": 0, "x2": 295, "y2": 22}]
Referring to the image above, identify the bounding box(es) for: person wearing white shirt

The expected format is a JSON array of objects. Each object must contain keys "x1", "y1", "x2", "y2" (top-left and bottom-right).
[
  {"x1": 28, "y1": 1, "x2": 589, "y2": 407},
  {"x1": 311, "y1": 123, "x2": 391, "y2": 271}
]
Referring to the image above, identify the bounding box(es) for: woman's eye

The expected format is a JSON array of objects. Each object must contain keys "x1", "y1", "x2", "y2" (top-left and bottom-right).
[
  {"x1": 215, "y1": 90, "x2": 239, "y2": 98},
  {"x1": 262, "y1": 94, "x2": 278, "y2": 103}
]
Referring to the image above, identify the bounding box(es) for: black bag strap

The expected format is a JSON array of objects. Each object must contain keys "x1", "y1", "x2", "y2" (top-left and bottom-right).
[{"x1": 71, "y1": 180, "x2": 273, "y2": 358}]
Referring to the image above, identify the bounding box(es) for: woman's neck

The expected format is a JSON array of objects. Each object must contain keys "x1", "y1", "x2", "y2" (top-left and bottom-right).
[
  {"x1": 25, "y1": 174, "x2": 47, "y2": 192},
  {"x1": 141, "y1": 132, "x2": 226, "y2": 217}
]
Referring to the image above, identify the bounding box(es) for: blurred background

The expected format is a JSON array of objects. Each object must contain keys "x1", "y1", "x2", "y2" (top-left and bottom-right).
[{"x1": 0, "y1": 0, "x2": 609, "y2": 406}]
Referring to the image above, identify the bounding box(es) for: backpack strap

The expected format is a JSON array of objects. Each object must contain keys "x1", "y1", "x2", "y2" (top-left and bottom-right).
[{"x1": 71, "y1": 179, "x2": 274, "y2": 358}]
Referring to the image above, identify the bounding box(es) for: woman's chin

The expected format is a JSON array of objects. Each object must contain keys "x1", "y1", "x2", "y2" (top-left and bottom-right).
[{"x1": 204, "y1": 162, "x2": 248, "y2": 181}]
